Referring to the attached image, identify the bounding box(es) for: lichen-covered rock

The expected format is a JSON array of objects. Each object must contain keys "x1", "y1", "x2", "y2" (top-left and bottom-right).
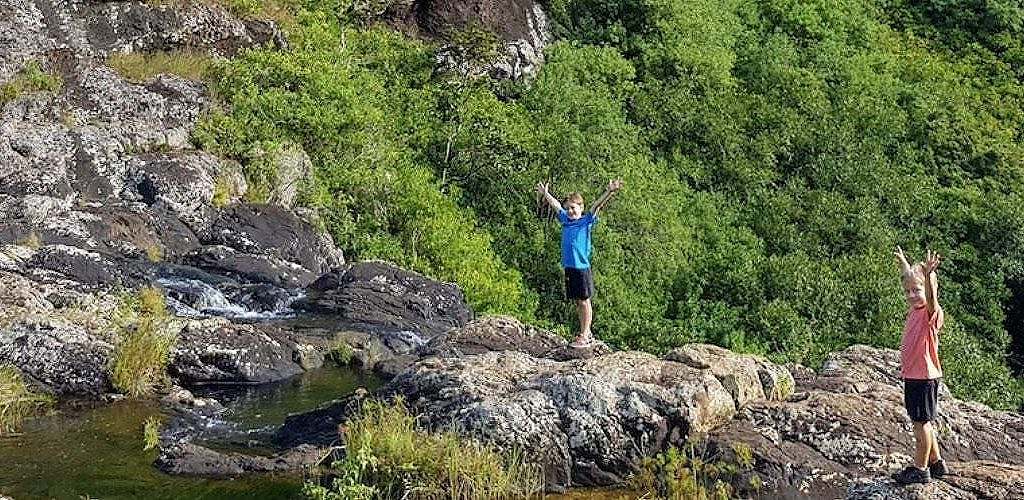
[
  {"x1": 279, "y1": 330, "x2": 791, "y2": 491},
  {"x1": 705, "y1": 345, "x2": 1024, "y2": 498},
  {"x1": 168, "y1": 318, "x2": 313, "y2": 385},
  {"x1": 0, "y1": 322, "x2": 114, "y2": 397},
  {"x1": 294, "y1": 261, "x2": 471, "y2": 336}
]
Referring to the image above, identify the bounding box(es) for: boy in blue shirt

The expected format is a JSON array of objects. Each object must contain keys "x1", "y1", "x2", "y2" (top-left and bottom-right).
[{"x1": 537, "y1": 179, "x2": 623, "y2": 346}]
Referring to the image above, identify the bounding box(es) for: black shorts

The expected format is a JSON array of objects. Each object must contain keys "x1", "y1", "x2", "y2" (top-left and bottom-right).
[
  {"x1": 904, "y1": 378, "x2": 940, "y2": 422},
  {"x1": 564, "y1": 267, "x2": 594, "y2": 301}
]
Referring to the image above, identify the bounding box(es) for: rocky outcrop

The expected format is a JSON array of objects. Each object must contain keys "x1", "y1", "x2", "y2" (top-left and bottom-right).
[
  {"x1": 277, "y1": 316, "x2": 791, "y2": 491},
  {"x1": 294, "y1": 261, "x2": 472, "y2": 336},
  {"x1": 705, "y1": 345, "x2": 1024, "y2": 498},
  {"x1": 382, "y1": 0, "x2": 551, "y2": 79}
]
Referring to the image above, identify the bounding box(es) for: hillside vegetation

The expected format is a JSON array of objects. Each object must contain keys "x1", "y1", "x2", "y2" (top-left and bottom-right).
[{"x1": 195, "y1": 0, "x2": 1024, "y2": 408}]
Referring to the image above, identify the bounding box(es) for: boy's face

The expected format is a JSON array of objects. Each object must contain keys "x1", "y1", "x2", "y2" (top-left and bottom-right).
[
  {"x1": 903, "y1": 279, "x2": 926, "y2": 309},
  {"x1": 565, "y1": 201, "x2": 583, "y2": 220}
]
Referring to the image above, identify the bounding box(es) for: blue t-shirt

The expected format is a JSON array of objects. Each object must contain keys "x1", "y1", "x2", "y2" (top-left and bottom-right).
[{"x1": 558, "y1": 210, "x2": 598, "y2": 269}]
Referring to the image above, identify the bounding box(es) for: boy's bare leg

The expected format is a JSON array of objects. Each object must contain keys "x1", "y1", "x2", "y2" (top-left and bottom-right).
[
  {"x1": 913, "y1": 422, "x2": 932, "y2": 468},
  {"x1": 574, "y1": 299, "x2": 593, "y2": 343},
  {"x1": 929, "y1": 426, "x2": 942, "y2": 464}
]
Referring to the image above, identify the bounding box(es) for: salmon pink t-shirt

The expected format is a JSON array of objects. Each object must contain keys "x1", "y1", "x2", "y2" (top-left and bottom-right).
[{"x1": 900, "y1": 304, "x2": 944, "y2": 380}]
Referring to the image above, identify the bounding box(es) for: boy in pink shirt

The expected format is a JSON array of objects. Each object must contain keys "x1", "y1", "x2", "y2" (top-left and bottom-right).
[{"x1": 892, "y1": 246, "x2": 948, "y2": 484}]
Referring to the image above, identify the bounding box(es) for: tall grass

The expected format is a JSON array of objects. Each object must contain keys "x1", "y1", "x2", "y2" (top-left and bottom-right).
[
  {"x1": 304, "y1": 398, "x2": 543, "y2": 499},
  {"x1": 0, "y1": 365, "x2": 53, "y2": 435},
  {"x1": 109, "y1": 287, "x2": 177, "y2": 397},
  {"x1": 630, "y1": 440, "x2": 760, "y2": 500},
  {"x1": 107, "y1": 51, "x2": 213, "y2": 83}
]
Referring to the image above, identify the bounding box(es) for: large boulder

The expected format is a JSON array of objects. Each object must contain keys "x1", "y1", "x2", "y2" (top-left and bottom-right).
[
  {"x1": 705, "y1": 345, "x2": 1024, "y2": 498},
  {"x1": 294, "y1": 261, "x2": 471, "y2": 336},
  {"x1": 847, "y1": 461, "x2": 1024, "y2": 499}
]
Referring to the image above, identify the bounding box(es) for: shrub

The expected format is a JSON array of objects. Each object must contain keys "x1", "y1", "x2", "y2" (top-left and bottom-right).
[
  {"x1": 0, "y1": 61, "x2": 62, "y2": 104},
  {"x1": 327, "y1": 337, "x2": 354, "y2": 365},
  {"x1": 0, "y1": 365, "x2": 52, "y2": 435},
  {"x1": 108, "y1": 287, "x2": 178, "y2": 397},
  {"x1": 631, "y1": 439, "x2": 757, "y2": 500},
  {"x1": 303, "y1": 398, "x2": 543, "y2": 499}
]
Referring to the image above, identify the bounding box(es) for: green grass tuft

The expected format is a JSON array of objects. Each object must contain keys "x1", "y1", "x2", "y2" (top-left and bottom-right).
[
  {"x1": 109, "y1": 287, "x2": 177, "y2": 398},
  {"x1": 303, "y1": 398, "x2": 543, "y2": 499},
  {"x1": 0, "y1": 61, "x2": 62, "y2": 105},
  {"x1": 0, "y1": 365, "x2": 53, "y2": 435},
  {"x1": 143, "y1": 416, "x2": 162, "y2": 451}
]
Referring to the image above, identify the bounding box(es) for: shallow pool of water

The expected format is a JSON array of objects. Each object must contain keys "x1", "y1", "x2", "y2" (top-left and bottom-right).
[{"x1": 0, "y1": 364, "x2": 380, "y2": 500}]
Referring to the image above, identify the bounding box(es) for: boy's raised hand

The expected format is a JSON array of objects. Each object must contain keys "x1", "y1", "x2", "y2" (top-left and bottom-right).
[
  {"x1": 894, "y1": 246, "x2": 910, "y2": 266},
  {"x1": 608, "y1": 179, "x2": 624, "y2": 192},
  {"x1": 536, "y1": 181, "x2": 550, "y2": 196},
  {"x1": 925, "y1": 250, "x2": 941, "y2": 274}
]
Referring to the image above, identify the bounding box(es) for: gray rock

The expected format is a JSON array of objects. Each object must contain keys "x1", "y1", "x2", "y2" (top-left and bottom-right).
[
  {"x1": 848, "y1": 461, "x2": 1024, "y2": 499},
  {"x1": 185, "y1": 244, "x2": 317, "y2": 288}
]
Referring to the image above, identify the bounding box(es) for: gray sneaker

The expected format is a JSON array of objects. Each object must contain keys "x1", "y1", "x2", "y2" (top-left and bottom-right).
[
  {"x1": 929, "y1": 459, "x2": 948, "y2": 479},
  {"x1": 893, "y1": 465, "x2": 932, "y2": 485}
]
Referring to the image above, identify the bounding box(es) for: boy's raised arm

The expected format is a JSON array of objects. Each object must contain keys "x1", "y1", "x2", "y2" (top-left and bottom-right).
[
  {"x1": 536, "y1": 181, "x2": 563, "y2": 212},
  {"x1": 923, "y1": 250, "x2": 941, "y2": 315},
  {"x1": 592, "y1": 179, "x2": 624, "y2": 216},
  {"x1": 894, "y1": 246, "x2": 913, "y2": 276}
]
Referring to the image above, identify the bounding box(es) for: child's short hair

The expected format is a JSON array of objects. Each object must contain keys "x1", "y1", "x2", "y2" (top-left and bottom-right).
[
  {"x1": 902, "y1": 263, "x2": 927, "y2": 288},
  {"x1": 564, "y1": 192, "x2": 584, "y2": 206}
]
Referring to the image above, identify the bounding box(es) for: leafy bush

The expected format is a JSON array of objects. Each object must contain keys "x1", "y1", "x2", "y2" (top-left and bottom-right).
[
  {"x1": 0, "y1": 365, "x2": 52, "y2": 435},
  {"x1": 303, "y1": 399, "x2": 543, "y2": 499},
  {"x1": 108, "y1": 287, "x2": 177, "y2": 397},
  {"x1": 630, "y1": 439, "x2": 759, "y2": 500}
]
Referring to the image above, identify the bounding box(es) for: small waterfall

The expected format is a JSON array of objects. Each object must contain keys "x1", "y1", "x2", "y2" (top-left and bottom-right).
[{"x1": 157, "y1": 277, "x2": 303, "y2": 320}]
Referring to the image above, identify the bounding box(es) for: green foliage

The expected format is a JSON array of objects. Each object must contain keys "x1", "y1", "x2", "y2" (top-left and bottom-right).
[
  {"x1": 0, "y1": 365, "x2": 53, "y2": 435},
  {"x1": 0, "y1": 61, "x2": 62, "y2": 104},
  {"x1": 108, "y1": 287, "x2": 177, "y2": 398},
  {"x1": 630, "y1": 439, "x2": 756, "y2": 500},
  {"x1": 195, "y1": 0, "x2": 1024, "y2": 408},
  {"x1": 107, "y1": 51, "x2": 213, "y2": 83},
  {"x1": 303, "y1": 399, "x2": 543, "y2": 499},
  {"x1": 327, "y1": 338, "x2": 354, "y2": 365}
]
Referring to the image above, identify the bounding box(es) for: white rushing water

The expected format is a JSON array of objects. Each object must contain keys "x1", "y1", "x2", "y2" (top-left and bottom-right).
[{"x1": 157, "y1": 277, "x2": 303, "y2": 320}]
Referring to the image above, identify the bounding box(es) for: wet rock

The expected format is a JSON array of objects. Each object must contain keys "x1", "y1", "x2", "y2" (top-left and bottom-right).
[
  {"x1": 294, "y1": 261, "x2": 471, "y2": 336},
  {"x1": 169, "y1": 319, "x2": 311, "y2": 385},
  {"x1": 273, "y1": 393, "x2": 367, "y2": 448},
  {"x1": 29, "y1": 244, "x2": 143, "y2": 286},
  {"x1": 0, "y1": 322, "x2": 114, "y2": 397},
  {"x1": 155, "y1": 442, "x2": 322, "y2": 476}
]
